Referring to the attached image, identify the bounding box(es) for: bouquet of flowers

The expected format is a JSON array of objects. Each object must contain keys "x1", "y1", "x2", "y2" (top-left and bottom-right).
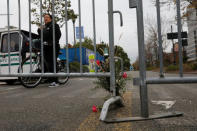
[{"x1": 94, "y1": 58, "x2": 129, "y2": 96}]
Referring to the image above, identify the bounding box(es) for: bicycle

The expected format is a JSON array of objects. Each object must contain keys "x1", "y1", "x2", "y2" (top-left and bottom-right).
[{"x1": 18, "y1": 45, "x2": 69, "y2": 88}]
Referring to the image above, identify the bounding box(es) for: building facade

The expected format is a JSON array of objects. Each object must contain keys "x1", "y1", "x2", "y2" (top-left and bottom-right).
[{"x1": 187, "y1": 7, "x2": 197, "y2": 61}]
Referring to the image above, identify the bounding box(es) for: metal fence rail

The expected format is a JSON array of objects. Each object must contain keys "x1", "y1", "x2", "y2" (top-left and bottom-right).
[
  {"x1": 104, "y1": 0, "x2": 185, "y2": 123},
  {"x1": 1, "y1": 0, "x2": 114, "y2": 79},
  {"x1": 0, "y1": 73, "x2": 111, "y2": 77},
  {"x1": 0, "y1": 0, "x2": 125, "y2": 122},
  {"x1": 128, "y1": 0, "x2": 184, "y2": 122}
]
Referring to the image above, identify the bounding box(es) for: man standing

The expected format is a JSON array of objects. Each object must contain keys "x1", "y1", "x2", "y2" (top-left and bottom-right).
[{"x1": 37, "y1": 13, "x2": 61, "y2": 87}]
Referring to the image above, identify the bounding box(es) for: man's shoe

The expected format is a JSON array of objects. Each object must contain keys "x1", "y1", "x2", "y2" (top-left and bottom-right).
[{"x1": 49, "y1": 82, "x2": 59, "y2": 88}]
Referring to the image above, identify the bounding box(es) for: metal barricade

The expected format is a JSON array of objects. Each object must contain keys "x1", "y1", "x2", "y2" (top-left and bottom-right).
[
  {"x1": 0, "y1": 0, "x2": 118, "y2": 78},
  {"x1": 0, "y1": 0, "x2": 124, "y2": 122},
  {"x1": 104, "y1": 0, "x2": 185, "y2": 123}
]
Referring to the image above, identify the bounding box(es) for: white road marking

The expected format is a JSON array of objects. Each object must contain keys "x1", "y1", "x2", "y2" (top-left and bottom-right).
[{"x1": 152, "y1": 100, "x2": 176, "y2": 109}]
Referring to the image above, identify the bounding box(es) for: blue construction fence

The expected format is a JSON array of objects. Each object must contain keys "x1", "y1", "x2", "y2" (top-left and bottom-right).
[{"x1": 58, "y1": 47, "x2": 104, "y2": 65}]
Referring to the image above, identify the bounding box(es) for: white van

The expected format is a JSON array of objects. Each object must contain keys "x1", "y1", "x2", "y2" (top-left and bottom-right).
[{"x1": 0, "y1": 28, "x2": 39, "y2": 84}]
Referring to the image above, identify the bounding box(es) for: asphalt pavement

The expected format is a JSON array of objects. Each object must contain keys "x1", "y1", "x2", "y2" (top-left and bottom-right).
[
  {"x1": 130, "y1": 71, "x2": 197, "y2": 131},
  {"x1": 0, "y1": 71, "x2": 197, "y2": 130},
  {"x1": 0, "y1": 77, "x2": 133, "y2": 131}
]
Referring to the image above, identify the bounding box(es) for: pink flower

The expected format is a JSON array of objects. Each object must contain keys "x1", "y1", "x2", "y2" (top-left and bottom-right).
[
  {"x1": 96, "y1": 60, "x2": 100, "y2": 66},
  {"x1": 92, "y1": 105, "x2": 98, "y2": 112},
  {"x1": 122, "y1": 72, "x2": 127, "y2": 78}
]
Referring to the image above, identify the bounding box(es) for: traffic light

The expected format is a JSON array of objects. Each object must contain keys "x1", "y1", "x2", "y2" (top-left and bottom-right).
[
  {"x1": 182, "y1": 39, "x2": 188, "y2": 46},
  {"x1": 167, "y1": 32, "x2": 188, "y2": 39}
]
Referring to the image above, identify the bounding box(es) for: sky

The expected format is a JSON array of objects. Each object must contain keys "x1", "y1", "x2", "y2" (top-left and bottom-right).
[{"x1": 0, "y1": 0, "x2": 179, "y2": 63}]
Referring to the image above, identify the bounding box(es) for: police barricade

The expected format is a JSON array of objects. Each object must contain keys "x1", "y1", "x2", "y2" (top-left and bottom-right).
[
  {"x1": 104, "y1": 0, "x2": 185, "y2": 123},
  {"x1": 0, "y1": 0, "x2": 125, "y2": 122}
]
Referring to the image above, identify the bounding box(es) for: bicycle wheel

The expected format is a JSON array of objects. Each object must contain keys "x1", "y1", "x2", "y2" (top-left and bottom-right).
[
  {"x1": 57, "y1": 60, "x2": 69, "y2": 84},
  {"x1": 18, "y1": 56, "x2": 42, "y2": 88}
]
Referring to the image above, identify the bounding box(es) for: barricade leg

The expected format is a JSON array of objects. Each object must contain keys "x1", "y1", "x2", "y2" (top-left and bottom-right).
[{"x1": 99, "y1": 96, "x2": 123, "y2": 121}]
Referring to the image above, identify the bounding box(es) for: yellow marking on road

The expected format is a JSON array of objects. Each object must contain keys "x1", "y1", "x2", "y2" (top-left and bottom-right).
[
  {"x1": 77, "y1": 112, "x2": 100, "y2": 131},
  {"x1": 114, "y1": 91, "x2": 132, "y2": 131},
  {"x1": 77, "y1": 91, "x2": 133, "y2": 131}
]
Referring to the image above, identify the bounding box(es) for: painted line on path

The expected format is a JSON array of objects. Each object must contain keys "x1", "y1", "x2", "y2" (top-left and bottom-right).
[{"x1": 77, "y1": 91, "x2": 132, "y2": 131}]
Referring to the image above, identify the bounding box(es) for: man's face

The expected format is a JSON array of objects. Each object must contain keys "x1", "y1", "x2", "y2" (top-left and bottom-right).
[{"x1": 44, "y1": 15, "x2": 52, "y2": 24}]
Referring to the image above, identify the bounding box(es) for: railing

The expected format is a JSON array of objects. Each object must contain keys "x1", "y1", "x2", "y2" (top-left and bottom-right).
[
  {"x1": 104, "y1": 0, "x2": 185, "y2": 123},
  {"x1": 0, "y1": 0, "x2": 124, "y2": 122}
]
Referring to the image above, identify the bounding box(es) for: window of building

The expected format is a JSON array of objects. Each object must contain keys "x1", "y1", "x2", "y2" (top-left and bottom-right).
[{"x1": 1, "y1": 33, "x2": 19, "y2": 53}]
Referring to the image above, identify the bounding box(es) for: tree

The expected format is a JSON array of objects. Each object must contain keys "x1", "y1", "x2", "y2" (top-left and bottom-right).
[
  {"x1": 114, "y1": 45, "x2": 131, "y2": 70},
  {"x1": 170, "y1": 0, "x2": 197, "y2": 9},
  {"x1": 69, "y1": 12, "x2": 78, "y2": 61},
  {"x1": 132, "y1": 57, "x2": 139, "y2": 70},
  {"x1": 96, "y1": 42, "x2": 131, "y2": 70},
  {"x1": 73, "y1": 37, "x2": 94, "y2": 50},
  {"x1": 153, "y1": 0, "x2": 196, "y2": 8},
  {"x1": 154, "y1": 0, "x2": 197, "y2": 19},
  {"x1": 70, "y1": 11, "x2": 78, "y2": 45},
  {"x1": 31, "y1": 0, "x2": 76, "y2": 27},
  {"x1": 181, "y1": 1, "x2": 197, "y2": 18},
  {"x1": 144, "y1": 16, "x2": 170, "y2": 67}
]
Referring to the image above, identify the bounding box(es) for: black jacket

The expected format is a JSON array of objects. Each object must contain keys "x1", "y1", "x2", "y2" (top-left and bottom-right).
[{"x1": 37, "y1": 22, "x2": 61, "y2": 46}]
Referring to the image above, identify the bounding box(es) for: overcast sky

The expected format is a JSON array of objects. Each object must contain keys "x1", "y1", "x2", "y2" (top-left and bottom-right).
[{"x1": 0, "y1": 0, "x2": 179, "y2": 63}]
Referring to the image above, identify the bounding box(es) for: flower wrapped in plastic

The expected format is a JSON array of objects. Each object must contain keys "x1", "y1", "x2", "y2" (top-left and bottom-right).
[{"x1": 94, "y1": 58, "x2": 129, "y2": 96}]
